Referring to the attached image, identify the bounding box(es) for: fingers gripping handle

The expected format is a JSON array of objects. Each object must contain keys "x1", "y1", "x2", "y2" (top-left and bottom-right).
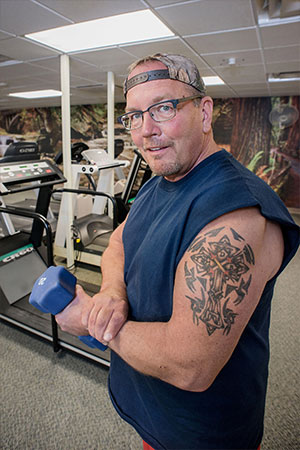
[{"x1": 29, "y1": 266, "x2": 107, "y2": 351}]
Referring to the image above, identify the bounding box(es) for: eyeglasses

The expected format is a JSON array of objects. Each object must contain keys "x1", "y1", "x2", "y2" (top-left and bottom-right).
[{"x1": 117, "y1": 95, "x2": 203, "y2": 131}]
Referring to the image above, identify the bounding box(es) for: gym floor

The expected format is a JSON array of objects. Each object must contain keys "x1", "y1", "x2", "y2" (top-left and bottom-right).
[{"x1": 0, "y1": 214, "x2": 299, "y2": 450}]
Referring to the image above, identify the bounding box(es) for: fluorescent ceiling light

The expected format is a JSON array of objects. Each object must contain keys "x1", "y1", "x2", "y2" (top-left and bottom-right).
[
  {"x1": 203, "y1": 76, "x2": 225, "y2": 86},
  {"x1": 268, "y1": 72, "x2": 300, "y2": 83},
  {"x1": 9, "y1": 89, "x2": 62, "y2": 99},
  {"x1": 25, "y1": 10, "x2": 174, "y2": 53},
  {"x1": 268, "y1": 77, "x2": 300, "y2": 83}
]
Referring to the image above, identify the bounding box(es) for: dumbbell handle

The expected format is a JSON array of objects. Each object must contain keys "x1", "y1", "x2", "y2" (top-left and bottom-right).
[
  {"x1": 29, "y1": 266, "x2": 107, "y2": 351},
  {"x1": 78, "y1": 335, "x2": 107, "y2": 350}
]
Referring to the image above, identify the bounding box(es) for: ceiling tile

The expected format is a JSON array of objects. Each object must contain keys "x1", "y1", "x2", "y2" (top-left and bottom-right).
[
  {"x1": 0, "y1": 37, "x2": 60, "y2": 61},
  {"x1": 27, "y1": 57, "x2": 60, "y2": 72},
  {"x1": 260, "y1": 22, "x2": 300, "y2": 48},
  {"x1": 156, "y1": 0, "x2": 256, "y2": 35},
  {"x1": 0, "y1": 0, "x2": 71, "y2": 35},
  {"x1": 231, "y1": 81, "x2": 269, "y2": 90},
  {"x1": 71, "y1": 72, "x2": 114, "y2": 87},
  {"x1": 70, "y1": 84, "x2": 124, "y2": 104},
  {"x1": 120, "y1": 38, "x2": 208, "y2": 67},
  {"x1": 70, "y1": 87, "x2": 108, "y2": 103},
  {"x1": 15, "y1": 97, "x2": 62, "y2": 109},
  {"x1": 70, "y1": 58, "x2": 101, "y2": 77},
  {"x1": 26, "y1": 72, "x2": 60, "y2": 87},
  {"x1": 0, "y1": 62, "x2": 50, "y2": 82},
  {"x1": 38, "y1": 0, "x2": 145, "y2": 22},
  {"x1": 269, "y1": 84, "x2": 300, "y2": 96},
  {"x1": 197, "y1": 67, "x2": 217, "y2": 77},
  {"x1": 1, "y1": 76, "x2": 54, "y2": 94},
  {"x1": 207, "y1": 85, "x2": 237, "y2": 98},
  {"x1": 2, "y1": 80, "x2": 60, "y2": 105},
  {"x1": 215, "y1": 64, "x2": 266, "y2": 83},
  {"x1": 71, "y1": 48, "x2": 135, "y2": 69},
  {"x1": 202, "y1": 49, "x2": 263, "y2": 68},
  {"x1": 185, "y1": 28, "x2": 259, "y2": 54},
  {"x1": 231, "y1": 84, "x2": 270, "y2": 97},
  {"x1": 264, "y1": 45, "x2": 300, "y2": 64},
  {"x1": 0, "y1": 30, "x2": 14, "y2": 40},
  {"x1": 20, "y1": 65, "x2": 109, "y2": 90},
  {"x1": 266, "y1": 60, "x2": 300, "y2": 73}
]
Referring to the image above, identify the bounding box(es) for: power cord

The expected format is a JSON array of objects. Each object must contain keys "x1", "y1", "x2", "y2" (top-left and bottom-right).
[{"x1": 70, "y1": 223, "x2": 83, "y2": 266}]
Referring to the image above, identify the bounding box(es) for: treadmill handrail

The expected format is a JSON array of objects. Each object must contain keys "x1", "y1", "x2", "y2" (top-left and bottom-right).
[
  {"x1": 52, "y1": 187, "x2": 118, "y2": 230},
  {"x1": 0, "y1": 178, "x2": 67, "y2": 196}
]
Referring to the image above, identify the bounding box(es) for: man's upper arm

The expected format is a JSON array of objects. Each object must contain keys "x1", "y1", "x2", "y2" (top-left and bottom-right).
[{"x1": 168, "y1": 207, "x2": 284, "y2": 391}]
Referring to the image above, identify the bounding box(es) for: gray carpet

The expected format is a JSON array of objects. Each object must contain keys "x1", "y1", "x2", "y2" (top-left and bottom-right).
[
  {"x1": 1, "y1": 217, "x2": 299, "y2": 450},
  {"x1": 0, "y1": 324, "x2": 141, "y2": 450}
]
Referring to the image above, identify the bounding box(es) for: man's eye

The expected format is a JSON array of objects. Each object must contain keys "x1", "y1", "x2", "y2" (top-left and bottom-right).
[
  {"x1": 158, "y1": 104, "x2": 172, "y2": 113},
  {"x1": 130, "y1": 112, "x2": 141, "y2": 120}
]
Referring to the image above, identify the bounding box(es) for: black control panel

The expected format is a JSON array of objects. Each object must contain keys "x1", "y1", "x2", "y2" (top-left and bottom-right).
[{"x1": 0, "y1": 159, "x2": 65, "y2": 189}]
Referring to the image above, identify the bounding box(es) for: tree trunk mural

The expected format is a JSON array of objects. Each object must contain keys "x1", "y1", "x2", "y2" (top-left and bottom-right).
[
  {"x1": 284, "y1": 96, "x2": 300, "y2": 158},
  {"x1": 230, "y1": 97, "x2": 272, "y2": 167}
]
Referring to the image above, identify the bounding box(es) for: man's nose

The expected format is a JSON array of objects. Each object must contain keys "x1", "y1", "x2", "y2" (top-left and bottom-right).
[{"x1": 141, "y1": 111, "x2": 161, "y2": 137}]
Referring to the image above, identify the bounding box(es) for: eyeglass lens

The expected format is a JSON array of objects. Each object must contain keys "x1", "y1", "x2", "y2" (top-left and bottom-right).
[{"x1": 123, "y1": 101, "x2": 176, "y2": 130}]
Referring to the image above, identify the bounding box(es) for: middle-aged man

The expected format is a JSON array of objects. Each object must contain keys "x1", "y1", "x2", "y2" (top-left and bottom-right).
[{"x1": 56, "y1": 54, "x2": 300, "y2": 450}]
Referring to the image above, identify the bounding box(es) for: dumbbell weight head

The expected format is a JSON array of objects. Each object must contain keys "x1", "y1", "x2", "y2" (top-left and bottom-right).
[
  {"x1": 30, "y1": 266, "x2": 76, "y2": 314},
  {"x1": 29, "y1": 266, "x2": 107, "y2": 351}
]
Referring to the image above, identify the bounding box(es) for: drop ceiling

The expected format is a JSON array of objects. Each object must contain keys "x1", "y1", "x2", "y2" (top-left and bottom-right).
[{"x1": 0, "y1": 0, "x2": 299, "y2": 111}]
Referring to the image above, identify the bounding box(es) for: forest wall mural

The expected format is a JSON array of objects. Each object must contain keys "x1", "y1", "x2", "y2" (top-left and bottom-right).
[{"x1": 0, "y1": 95, "x2": 299, "y2": 210}]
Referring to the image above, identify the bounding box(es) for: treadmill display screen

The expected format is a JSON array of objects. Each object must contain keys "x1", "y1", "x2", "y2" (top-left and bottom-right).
[{"x1": 0, "y1": 161, "x2": 55, "y2": 184}]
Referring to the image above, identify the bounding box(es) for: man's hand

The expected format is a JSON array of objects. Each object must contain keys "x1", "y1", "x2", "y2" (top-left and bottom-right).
[
  {"x1": 85, "y1": 290, "x2": 128, "y2": 345},
  {"x1": 55, "y1": 284, "x2": 94, "y2": 336}
]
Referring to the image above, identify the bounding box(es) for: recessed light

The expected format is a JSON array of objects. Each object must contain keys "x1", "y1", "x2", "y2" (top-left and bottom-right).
[
  {"x1": 9, "y1": 90, "x2": 62, "y2": 99},
  {"x1": 25, "y1": 10, "x2": 174, "y2": 53},
  {"x1": 203, "y1": 76, "x2": 225, "y2": 86}
]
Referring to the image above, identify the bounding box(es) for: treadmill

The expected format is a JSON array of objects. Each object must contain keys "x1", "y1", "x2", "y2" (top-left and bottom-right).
[{"x1": 0, "y1": 158, "x2": 110, "y2": 366}]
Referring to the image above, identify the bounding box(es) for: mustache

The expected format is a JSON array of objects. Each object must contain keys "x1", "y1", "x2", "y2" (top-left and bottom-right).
[{"x1": 143, "y1": 140, "x2": 172, "y2": 151}]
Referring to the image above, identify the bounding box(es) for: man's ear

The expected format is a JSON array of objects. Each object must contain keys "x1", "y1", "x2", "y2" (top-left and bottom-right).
[{"x1": 201, "y1": 97, "x2": 214, "y2": 133}]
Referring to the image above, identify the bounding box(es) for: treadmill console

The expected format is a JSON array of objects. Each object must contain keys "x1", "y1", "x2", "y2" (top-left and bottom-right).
[{"x1": 0, "y1": 159, "x2": 65, "y2": 189}]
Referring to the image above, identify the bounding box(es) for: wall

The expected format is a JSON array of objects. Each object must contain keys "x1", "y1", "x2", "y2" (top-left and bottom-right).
[{"x1": 0, "y1": 96, "x2": 299, "y2": 209}]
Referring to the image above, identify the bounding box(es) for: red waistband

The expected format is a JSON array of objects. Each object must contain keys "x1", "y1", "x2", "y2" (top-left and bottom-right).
[{"x1": 143, "y1": 441, "x2": 261, "y2": 450}]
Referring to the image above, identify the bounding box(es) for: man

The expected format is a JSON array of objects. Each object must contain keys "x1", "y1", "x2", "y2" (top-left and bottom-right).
[{"x1": 56, "y1": 54, "x2": 300, "y2": 450}]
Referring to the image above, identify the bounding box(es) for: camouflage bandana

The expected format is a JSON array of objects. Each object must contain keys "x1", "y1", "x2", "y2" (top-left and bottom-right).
[{"x1": 124, "y1": 53, "x2": 206, "y2": 97}]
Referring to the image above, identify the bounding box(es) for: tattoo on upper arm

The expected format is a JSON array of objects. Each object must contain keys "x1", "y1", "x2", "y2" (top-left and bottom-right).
[{"x1": 184, "y1": 226, "x2": 255, "y2": 336}]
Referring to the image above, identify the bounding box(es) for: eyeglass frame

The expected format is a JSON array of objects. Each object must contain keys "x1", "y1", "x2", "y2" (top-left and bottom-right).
[{"x1": 117, "y1": 94, "x2": 203, "y2": 131}]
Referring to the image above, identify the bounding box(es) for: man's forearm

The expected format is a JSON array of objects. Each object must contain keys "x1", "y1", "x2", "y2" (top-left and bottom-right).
[
  {"x1": 99, "y1": 222, "x2": 127, "y2": 299},
  {"x1": 107, "y1": 318, "x2": 219, "y2": 392},
  {"x1": 109, "y1": 320, "x2": 172, "y2": 380},
  {"x1": 99, "y1": 243, "x2": 127, "y2": 299},
  {"x1": 86, "y1": 222, "x2": 129, "y2": 343}
]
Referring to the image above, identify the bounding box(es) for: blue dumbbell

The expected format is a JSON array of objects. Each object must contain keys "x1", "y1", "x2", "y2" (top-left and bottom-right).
[{"x1": 29, "y1": 265, "x2": 107, "y2": 351}]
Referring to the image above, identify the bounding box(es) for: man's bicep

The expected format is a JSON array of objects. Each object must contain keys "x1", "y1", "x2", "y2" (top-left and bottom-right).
[
  {"x1": 181, "y1": 224, "x2": 256, "y2": 336},
  {"x1": 169, "y1": 209, "x2": 281, "y2": 389}
]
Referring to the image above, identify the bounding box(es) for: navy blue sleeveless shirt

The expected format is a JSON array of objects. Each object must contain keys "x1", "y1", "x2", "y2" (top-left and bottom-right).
[{"x1": 108, "y1": 150, "x2": 299, "y2": 450}]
